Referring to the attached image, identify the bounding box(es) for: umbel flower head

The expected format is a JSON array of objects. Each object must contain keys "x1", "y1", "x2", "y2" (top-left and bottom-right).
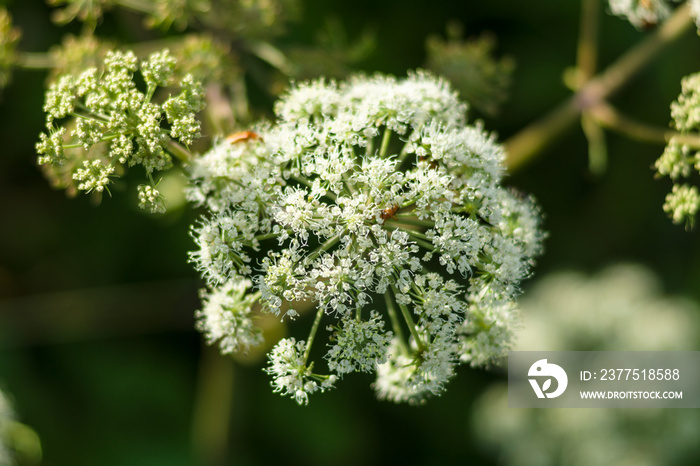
[
  {"x1": 189, "y1": 71, "x2": 544, "y2": 405},
  {"x1": 36, "y1": 48, "x2": 204, "y2": 211}
]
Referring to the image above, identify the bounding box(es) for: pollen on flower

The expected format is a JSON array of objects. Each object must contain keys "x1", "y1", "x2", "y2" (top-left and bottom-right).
[{"x1": 188, "y1": 71, "x2": 544, "y2": 404}]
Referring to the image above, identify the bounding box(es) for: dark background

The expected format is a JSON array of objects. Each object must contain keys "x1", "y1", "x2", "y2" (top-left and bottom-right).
[{"x1": 1, "y1": 0, "x2": 699, "y2": 465}]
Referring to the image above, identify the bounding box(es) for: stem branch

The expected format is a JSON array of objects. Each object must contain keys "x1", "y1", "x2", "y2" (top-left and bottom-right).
[
  {"x1": 384, "y1": 292, "x2": 409, "y2": 355},
  {"x1": 505, "y1": 3, "x2": 694, "y2": 170},
  {"x1": 590, "y1": 102, "x2": 700, "y2": 149},
  {"x1": 16, "y1": 52, "x2": 53, "y2": 70},
  {"x1": 391, "y1": 285, "x2": 425, "y2": 351},
  {"x1": 303, "y1": 306, "x2": 325, "y2": 364},
  {"x1": 167, "y1": 140, "x2": 194, "y2": 164}
]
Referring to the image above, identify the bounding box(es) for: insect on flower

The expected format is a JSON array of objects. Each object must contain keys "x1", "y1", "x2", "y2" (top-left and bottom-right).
[
  {"x1": 380, "y1": 204, "x2": 400, "y2": 222},
  {"x1": 225, "y1": 131, "x2": 261, "y2": 144}
]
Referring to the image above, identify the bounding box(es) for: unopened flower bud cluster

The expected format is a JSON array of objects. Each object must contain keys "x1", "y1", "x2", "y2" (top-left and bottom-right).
[
  {"x1": 36, "y1": 49, "x2": 204, "y2": 211},
  {"x1": 656, "y1": 71, "x2": 700, "y2": 227},
  {"x1": 189, "y1": 72, "x2": 544, "y2": 405}
]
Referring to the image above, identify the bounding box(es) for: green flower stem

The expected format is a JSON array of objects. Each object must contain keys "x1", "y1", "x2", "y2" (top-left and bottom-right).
[
  {"x1": 71, "y1": 112, "x2": 99, "y2": 121},
  {"x1": 505, "y1": 2, "x2": 694, "y2": 171},
  {"x1": 590, "y1": 102, "x2": 700, "y2": 149},
  {"x1": 365, "y1": 137, "x2": 375, "y2": 157},
  {"x1": 391, "y1": 284, "x2": 425, "y2": 351},
  {"x1": 113, "y1": 0, "x2": 157, "y2": 14},
  {"x1": 383, "y1": 224, "x2": 436, "y2": 251},
  {"x1": 61, "y1": 143, "x2": 85, "y2": 150},
  {"x1": 582, "y1": 111, "x2": 607, "y2": 175},
  {"x1": 342, "y1": 172, "x2": 357, "y2": 196},
  {"x1": 396, "y1": 130, "x2": 415, "y2": 169},
  {"x1": 404, "y1": 233, "x2": 435, "y2": 251},
  {"x1": 380, "y1": 128, "x2": 392, "y2": 158},
  {"x1": 254, "y1": 231, "x2": 290, "y2": 242},
  {"x1": 306, "y1": 233, "x2": 341, "y2": 263},
  {"x1": 399, "y1": 200, "x2": 417, "y2": 210},
  {"x1": 75, "y1": 103, "x2": 111, "y2": 122},
  {"x1": 383, "y1": 291, "x2": 409, "y2": 356},
  {"x1": 576, "y1": 0, "x2": 600, "y2": 84},
  {"x1": 245, "y1": 40, "x2": 294, "y2": 76},
  {"x1": 392, "y1": 214, "x2": 435, "y2": 227},
  {"x1": 398, "y1": 228, "x2": 430, "y2": 242},
  {"x1": 249, "y1": 290, "x2": 262, "y2": 303},
  {"x1": 575, "y1": 0, "x2": 606, "y2": 175},
  {"x1": 303, "y1": 305, "x2": 325, "y2": 364},
  {"x1": 144, "y1": 83, "x2": 157, "y2": 104},
  {"x1": 166, "y1": 139, "x2": 194, "y2": 163},
  {"x1": 291, "y1": 175, "x2": 338, "y2": 202}
]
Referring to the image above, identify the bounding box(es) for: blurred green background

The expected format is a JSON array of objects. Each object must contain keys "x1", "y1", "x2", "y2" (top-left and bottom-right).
[{"x1": 1, "y1": 0, "x2": 700, "y2": 465}]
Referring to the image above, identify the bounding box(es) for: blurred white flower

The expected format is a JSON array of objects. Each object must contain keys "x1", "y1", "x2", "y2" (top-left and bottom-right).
[{"x1": 473, "y1": 264, "x2": 700, "y2": 466}]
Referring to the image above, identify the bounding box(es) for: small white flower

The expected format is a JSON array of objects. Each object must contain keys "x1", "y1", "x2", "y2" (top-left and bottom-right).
[
  {"x1": 264, "y1": 338, "x2": 336, "y2": 405},
  {"x1": 326, "y1": 311, "x2": 393, "y2": 374},
  {"x1": 196, "y1": 279, "x2": 263, "y2": 354}
]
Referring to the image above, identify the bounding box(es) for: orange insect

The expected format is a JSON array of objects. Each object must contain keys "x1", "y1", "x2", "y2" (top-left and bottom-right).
[
  {"x1": 225, "y1": 131, "x2": 261, "y2": 144},
  {"x1": 418, "y1": 155, "x2": 438, "y2": 169},
  {"x1": 380, "y1": 204, "x2": 400, "y2": 222}
]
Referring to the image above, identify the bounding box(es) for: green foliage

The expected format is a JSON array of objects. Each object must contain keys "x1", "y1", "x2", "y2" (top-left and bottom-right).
[
  {"x1": 0, "y1": 8, "x2": 20, "y2": 90},
  {"x1": 425, "y1": 24, "x2": 514, "y2": 116}
]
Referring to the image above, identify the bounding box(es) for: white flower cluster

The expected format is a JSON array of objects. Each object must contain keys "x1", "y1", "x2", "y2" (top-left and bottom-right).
[
  {"x1": 607, "y1": 0, "x2": 678, "y2": 28},
  {"x1": 189, "y1": 72, "x2": 544, "y2": 405},
  {"x1": 656, "y1": 71, "x2": 700, "y2": 227},
  {"x1": 326, "y1": 310, "x2": 392, "y2": 374},
  {"x1": 73, "y1": 159, "x2": 114, "y2": 193},
  {"x1": 196, "y1": 279, "x2": 263, "y2": 354},
  {"x1": 264, "y1": 338, "x2": 338, "y2": 405}
]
